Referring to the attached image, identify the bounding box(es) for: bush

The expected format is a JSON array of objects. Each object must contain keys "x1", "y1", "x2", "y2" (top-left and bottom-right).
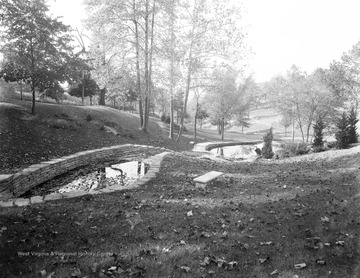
[
  {"x1": 160, "y1": 113, "x2": 171, "y2": 124},
  {"x1": 335, "y1": 112, "x2": 350, "y2": 149},
  {"x1": 295, "y1": 142, "x2": 310, "y2": 155},
  {"x1": 86, "y1": 114, "x2": 93, "y2": 122},
  {"x1": 312, "y1": 117, "x2": 325, "y2": 149},
  {"x1": 262, "y1": 127, "x2": 274, "y2": 159},
  {"x1": 347, "y1": 107, "x2": 358, "y2": 144},
  {"x1": 280, "y1": 142, "x2": 310, "y2": 157}
]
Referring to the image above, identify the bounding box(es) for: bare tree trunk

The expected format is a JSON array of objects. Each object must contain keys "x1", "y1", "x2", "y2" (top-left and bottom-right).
[
  {"x1": 169, "y1": 100, "x2": 174, "y2": 139},
  {"x1": 145, "y1": 0, "x2": 156, "y2": 131},
  {"x1": 175, "y1": 16, "x2": 195, "y2": 142},
  {"x1": 169, "y1": 0, "x2": 175, "y2": 139},
  {"x1": 139, "y1": 98, "x2": 143, "y2": 127},
  {"x1": 194, "y1": 113, "x2": 197, "y2": 139},
  {"x1": 20, "y1": 81, "x2": 23, "y2": 100},
  {"x1": 31, "y1": 80, "x2": 36, "y2": 115},
  {"x1": 295, "y1": 103, "x2": 305, "y2": 142},
  {"x1": 221, "y1": 118, "x2": 225, "y2": 141},
  {"x1": 142, "y1": 0, "x2": 150, "y2": 132},
  {"x1": 175, "y1": 68, "x2": 191, "y2": 142},
  {"x1": 99, "y1": 88, "x2": 106, "y2": 105},
  {"x1": 292, "y1": 118, "x2": 295, "y2": 142},
  {"x1": 133, "y1": 0, "x2": 143, "y2": 128}
]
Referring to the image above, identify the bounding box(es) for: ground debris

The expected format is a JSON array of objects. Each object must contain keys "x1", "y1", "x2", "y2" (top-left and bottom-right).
[
  {"x1": 294, "y1": 263, "x2": 307, "y2": 269},
  {"x1": 199, "y1": 255, "x2": 238, "y2": 270}
]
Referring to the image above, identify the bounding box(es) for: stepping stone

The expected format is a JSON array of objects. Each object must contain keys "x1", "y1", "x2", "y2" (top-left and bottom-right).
[
  {"x1": 0, "y1": 199, "x2": 14, "y2": 207},
  {"x1": 44, "y1": 193, "x2": 63, "y2": 202},
  {"x1": 61, "y1": 191, "x2": 89, "y2": 199},
  {"x1": 98, "y1": 188, "x2": 116, "y2": 193},
  {"x1": 14, "y1": 198, "x2": 30, "y2": 207},
  {"x1": 30, "y1": 196, "x2": 44, "y2": 204}
]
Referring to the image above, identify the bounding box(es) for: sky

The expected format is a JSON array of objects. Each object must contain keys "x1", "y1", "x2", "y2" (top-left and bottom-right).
[{"x1": 49, "y1": 0, "x2": 360, "y2": 82}]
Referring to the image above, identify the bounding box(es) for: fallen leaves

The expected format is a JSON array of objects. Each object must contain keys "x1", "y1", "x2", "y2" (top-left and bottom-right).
[
  {"x1": 294, "y1": 263, "x2": 307, "y2": 269},
  {"x1": 199, "y1": 255, "x2": 238, "y2": 271},
  {"x1": 321, "y1": 216, "x2": 330, "y2": 222},
  {"x1": 125, "y1": 211, "x2": 142, "y2": 230}
]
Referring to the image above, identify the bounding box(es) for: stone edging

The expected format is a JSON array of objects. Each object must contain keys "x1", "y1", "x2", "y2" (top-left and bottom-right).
[
  {"x1": 0, "y1": 144, "x2": 170, "y2": 198},
  {"x1": 0, "y1": 151, "x2": 171, "y2": 208}
]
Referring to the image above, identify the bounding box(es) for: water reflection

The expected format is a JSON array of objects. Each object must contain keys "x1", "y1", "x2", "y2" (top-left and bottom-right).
[
  {"x1": 210, "y1": 145, "x2": 258, "y2": 160},
  {"x1": 210, "y1": 144, "x2": 281, "y2": 160},
  {"x1": 58, "y1": 161, "x2": 150, "y2": 193}
]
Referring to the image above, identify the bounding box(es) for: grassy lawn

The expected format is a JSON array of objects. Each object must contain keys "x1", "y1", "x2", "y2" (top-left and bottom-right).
[{"x1": 0, "y1": 100, "x2": 359, "y2": 277}]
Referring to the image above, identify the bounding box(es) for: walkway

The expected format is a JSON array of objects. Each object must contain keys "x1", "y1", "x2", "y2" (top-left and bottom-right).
[{"x1": 193, "y1": 140, "x2": 263, "y2": 152}]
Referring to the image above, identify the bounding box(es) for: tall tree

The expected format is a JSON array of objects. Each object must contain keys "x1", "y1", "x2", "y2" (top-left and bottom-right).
[
  {"x1": 312, "y1": 117, "x2": 325, "y2": 151},
  {"x1": 0, "y1": 0, "x2": 74, "y2": 114},
  {"x1": 266, "y1": 66, "x2": 341, "y2": 143},
  {"x1": 84, "y1": 0, "x2": 158, "y2": 131},
  {"x1": 0, "y1": 60, "x2": 30, "y2": 100},
  {"x1": 204, "y1": 66, "x2": 239, "y2": 141},
  {"x1": 326, "y1": 42, "x2": 360, "y2": 109},
  {"x1": 174, "y1": 0, "x2": 247, "y2": 141},
  {"x1": 347, "y1": 106, "x2": 358, "y2": 144}
]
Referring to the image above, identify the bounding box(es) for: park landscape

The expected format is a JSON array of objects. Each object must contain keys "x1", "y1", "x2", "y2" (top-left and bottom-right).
[{"x1": 1, "y1": 0, "x2": 360, "y2": 278}]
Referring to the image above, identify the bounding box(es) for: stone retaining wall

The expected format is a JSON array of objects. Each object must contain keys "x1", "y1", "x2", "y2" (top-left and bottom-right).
[{"x1": 0, "y1": 144, "x2": 169, "y2": 199}]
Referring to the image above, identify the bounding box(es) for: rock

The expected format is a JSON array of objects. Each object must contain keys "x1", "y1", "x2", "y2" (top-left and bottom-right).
[{"x1": 14, "y1": 198, "x2": 30, "y2": 207}]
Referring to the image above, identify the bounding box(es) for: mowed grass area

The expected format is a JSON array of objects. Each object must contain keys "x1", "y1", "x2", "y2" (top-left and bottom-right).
[{"x1": 1, "y1": 149, "x2": 359, "y2": 277}]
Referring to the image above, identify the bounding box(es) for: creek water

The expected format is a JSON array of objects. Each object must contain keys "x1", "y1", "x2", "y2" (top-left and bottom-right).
[{"x1": 58, "y1": 161, "x2": 150, "y2": 193}]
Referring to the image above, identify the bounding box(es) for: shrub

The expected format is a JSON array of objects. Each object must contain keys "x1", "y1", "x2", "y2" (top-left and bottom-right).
[
  {"x1": 86, "y1": 114, "x2": 93, "y2": 122},
  {"x1": 160, "y1": 113, "x2": 166, "y2": 122},
  {"x1": 160, "y1": 113, "x2": 171, "y2": 124},
  {"x1": 262, "y1": 127, "x2": 274, "y2": 159},
  {"x1": 312, "y1": 117, "x2": 325, "y2": 149},
  {"x1": 335, "y1": 112, "x2": 350, "y2": 149},
  {"x1": 347, "y1": 107, "x2": 358, "y2": 144},
  {"x1": 295, "y1": 142, "x2": 310, "y2": 155},
  {"x1": 279, "y1": 142, "x2": 310, "y2": 157}
]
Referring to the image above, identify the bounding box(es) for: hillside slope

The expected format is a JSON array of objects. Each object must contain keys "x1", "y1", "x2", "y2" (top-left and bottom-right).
[{"x1": 0, "y1": 101, "x2": 193, "y2": 174}]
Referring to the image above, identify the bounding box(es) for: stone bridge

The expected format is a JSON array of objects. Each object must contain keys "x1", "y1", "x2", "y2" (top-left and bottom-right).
[{"x1": 0, "y1": 144, "x2": 170, "y2": 201}]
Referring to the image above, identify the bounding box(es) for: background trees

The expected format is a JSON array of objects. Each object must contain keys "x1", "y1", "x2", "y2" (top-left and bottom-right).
[
  {"x1": 68, "y1": 75, "x2": 99, "y2": 103},
  {"x1": 0, "y1": 0, "x2": 77, "y2": 114},
  {"x1": 83, "y1": 0, "x2": 248, "y2": 137},
  {"x1": 265, "y1": 66, "x2": 342, "y2": 143},
  {"x1": 84, "y1": 0, "x2": 159, "y2": 132}
]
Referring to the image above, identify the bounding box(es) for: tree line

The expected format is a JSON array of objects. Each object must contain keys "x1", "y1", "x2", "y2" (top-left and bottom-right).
[
  {"x1": 2, "y1": 0, "x2": 357, "y2": 147},
  {"x1": 264, "y1": 38, "x2": 360, "y2": 146},
  {"x1": 0, "y1": 0, "x2": 253, "y2": 141}
]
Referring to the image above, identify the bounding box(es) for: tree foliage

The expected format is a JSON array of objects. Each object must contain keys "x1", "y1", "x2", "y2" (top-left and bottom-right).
[
  {"x1": 266, "y1": 66, "x2": 341, "y2": 143},
  {"x1": 325, "y1": 42, "x2": 360, "y2": 109},
  {"x1": 312, "y1": 117, "x2": 325, "y2": 152},
  {"x1": 204, "y1": 66, "x2": 239, "y2": 140},
  {"x1": 68, "y1": 75, "x2": 99, "y2": 99},
  {"x1": 0, "y1": 0, "x2": 76, "y2": 114},
  {"x1": 335, "y1": 112, "x2": 350, "y2": 149},
  {"x1": 347, "y1": 107, "x2": 358, "y2": 144}
]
